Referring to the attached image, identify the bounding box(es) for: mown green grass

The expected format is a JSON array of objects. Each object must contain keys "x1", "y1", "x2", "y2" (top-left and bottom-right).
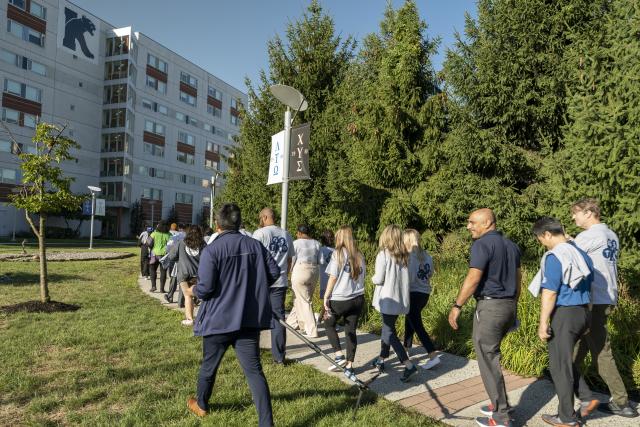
[{"x1": 0, "y1": 246, "x2": 443, "y2": 426}]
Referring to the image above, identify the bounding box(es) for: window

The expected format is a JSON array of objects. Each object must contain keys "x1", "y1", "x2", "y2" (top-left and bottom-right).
[
  {"x1": 231, "y1": 115, "x2": 239, "y2": 126},
  {"x1": 101, "y1": 133, "x2": 131, "y2": 153},
  {"x1": 145, "y1": 75, "x2": 166, "y2": 94},
  {"x1": 175, "y1": 192, "x2": 193, "y2": 204},
  {"x1": 178, "y1": 131, "x2": 195, "y2": 146},
  {"x1": 101, "y1": 181, "x2": 127, "y2": 202},
  {"x1": 175, "y1": 112, "x2": 186, "y2": 122},
  {"x1": 0, "y1": 50, "x2": 46, "y2": 76},
  {"x1": 187, "y1": 116, "x2": 198, "y2": 127},
  {"x1": 0, "y1": 168, "x2": 17, "y2": 184},
  {"x1": 7, "y1": 19, "x2": 44, "y2": 46},
  {"x1": 176, "y1": 151, "x2": 195, "y2": 165},
  {"x1": 204, "y1": 159, "x2": 219, "y2": 170},
  {"x1": 139, "y1": 166, "x2": 171, "y2": 180},
  {"x1": 9, "y1": 0, "x2": 46, "y2": 19},
  {"x1": 180, "y1": 72, "x2": 197, "y2": 88},
  {"x1": 179, "y1": 90, "x2": 196, "y2": 107},
  {"x1": 176, "y1": 174, "x2": 196, "y2": 185},
  {"x1": 208, "y1": 86, "x2": 222, "y2": 100},
  {"x1": 231, "y1": 98, "x2": 239, "y2": 109},
  {"x1": 207, "y1": 104, "x2": 222, "y2": 118},
  {"x1": 147, "y1": 54, "x2": 167, "y2": 73},
  {"x1": 105, "y1": 60, "x2": 128, "y2": 80},
  {"x1": 23, "y1": 113, "x2": 37, "y2": 128},
  {"x1": 4, "y1": 79, "x2": 42, "y2": 102},
  {"x1": 143, "y1": 142, "x2": 164, "y2": 157},
  {"x1": 17, "y1": 143, "x2": 37, "y2": 154},
  {"x1": 142, "y1": 187, "x2": 163, "y2": 200},
  {"x1": 141, "y1": 98, "x2": 168, "y2": 115},
  {"x1": 0, "y1": 140, "x2": 13, "y2": 153},
  {"x1": 144, "y1": 119, "x2": 165, "y2": 136},
  {"x1": 100, "y1": 157, "x2": 126, "y2": 177},
  {"x1": 2, "y1": 108, "x2": 20, "y2": 125},
  {"x1": 103, "y1": 109, "x2": 127, "y2": 128},
  {"x1": 203, "y1": 123, "x2": 212, "y2": 132},
  {"x1": 105, "y1": 36, "x2": 129, "y2": 56},
  {"x1": 104, "y1": 84, "x2": 127, "y2": 104},
  {"x1": 206, "y1": 141, "x2": 220, "y2": 152}
]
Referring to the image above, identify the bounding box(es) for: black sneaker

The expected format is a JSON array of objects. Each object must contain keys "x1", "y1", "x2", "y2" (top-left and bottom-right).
[
  {"x1": 164, "y1": 294, "x2": 173, "y2": 304},
  {"x1": 400, "y1": 364, "x2": 418, "y2": 383},
  {"x1": 343, "y1": 367, "x2": 358, "y2": 383},
  {"x1": 370, "y1": 357, "x2": 385, "y2": 373},
  {"x1": 600, "y1": 401, "x2": 639, "y2": 418}
]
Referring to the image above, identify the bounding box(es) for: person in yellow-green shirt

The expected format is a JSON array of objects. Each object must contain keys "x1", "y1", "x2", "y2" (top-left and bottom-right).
[{"x1": 149, "y1": 222, "x2": 171, "y2": 293}]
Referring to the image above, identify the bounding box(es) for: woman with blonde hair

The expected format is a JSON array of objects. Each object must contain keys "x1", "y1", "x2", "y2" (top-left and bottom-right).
[
  {"x1": 323, "y1": 226, "x2": 366, "y2": 382},
  {"x1": 371, "y1": 225, "x2": 416, "y2": 382},
  {"x1": 403, "y1": 229, "x2": 440, "y2": 370}
]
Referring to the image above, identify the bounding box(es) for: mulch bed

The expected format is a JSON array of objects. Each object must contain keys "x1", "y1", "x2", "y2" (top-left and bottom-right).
[
  {"x1": 0, "y1": 301, "x2": 80, "y2": 314},
  {"x1": 0, "y1": 252, "x2": 133, "y2": 262}
]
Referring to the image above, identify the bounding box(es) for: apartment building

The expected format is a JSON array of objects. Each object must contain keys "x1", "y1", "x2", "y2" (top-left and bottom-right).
[{"x1": 0, "y1": 0, "x2": 245, "y2": 238}]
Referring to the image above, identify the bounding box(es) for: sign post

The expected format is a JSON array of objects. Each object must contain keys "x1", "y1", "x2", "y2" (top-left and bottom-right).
[{"x1": 87, "y1": 185, "x2": 101, "y2": 249}]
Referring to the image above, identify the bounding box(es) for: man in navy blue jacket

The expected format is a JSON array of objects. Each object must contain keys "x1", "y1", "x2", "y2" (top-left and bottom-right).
[{"x1": 187, "y1": 203, "x2": 280, "y2": 427}]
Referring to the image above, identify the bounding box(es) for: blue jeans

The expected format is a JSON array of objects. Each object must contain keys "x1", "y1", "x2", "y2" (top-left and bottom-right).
[
  {"x1": 197, "y1": 329, "x2": 273, "y2": 426},
  {"x1": 269, "y1": 287, "x2": 287, "y2": 362}
]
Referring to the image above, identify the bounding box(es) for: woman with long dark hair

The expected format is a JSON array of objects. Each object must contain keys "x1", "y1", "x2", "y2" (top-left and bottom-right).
[{"x1": 167, "y1": 225, "x2": 206, "y2": 326}]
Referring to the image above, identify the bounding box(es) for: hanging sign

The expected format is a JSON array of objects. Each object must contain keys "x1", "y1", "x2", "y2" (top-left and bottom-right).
[
  {"x1": 288, "y1": 123, "x2": 311, "y2": 181},
  {"x1": 267, "y1": 130, "x2": 285, "y2": 185}
]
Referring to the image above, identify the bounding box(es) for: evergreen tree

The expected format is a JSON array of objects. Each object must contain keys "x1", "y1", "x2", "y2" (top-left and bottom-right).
[
  {"x1": 559, "y1": 0, "x2": 640, "y2": 268},
  {"x1": 222, "y1": 0, "x2": 354, "y2": 233}
]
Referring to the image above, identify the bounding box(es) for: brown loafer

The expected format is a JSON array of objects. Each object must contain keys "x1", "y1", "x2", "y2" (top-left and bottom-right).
[
  {"x1": 580, "y1": 399, "x2": 599, "y2": 417},
  {"x1": 187, "y1": 397, "x2": 207, "y2": 417}
]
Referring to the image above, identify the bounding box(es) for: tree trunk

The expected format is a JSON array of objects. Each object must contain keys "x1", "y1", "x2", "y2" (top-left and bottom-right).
[{"x1": 39, "y1": 214, "x2": 50, "y2": 303}]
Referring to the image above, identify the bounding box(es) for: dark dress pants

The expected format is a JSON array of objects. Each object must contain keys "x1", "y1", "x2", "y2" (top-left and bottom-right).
[
  {"x1": 197, "y1": 329, "x2": 273, "y2": 427},
  {"x1": 403, "y1": 292, "x2": 436, "y2": 353},
  {"x1": 548, "y1": 305, "x2": 591, "y2": 423},
  {"x1": 380, "y1": 313, "x2": 410, "y2": 363},
  {"x1": 149, "y1": 262, "x2": 166, "y2": 291},
  {"x1": 269, "y1": 287, "x2": 287, "y2": 363},
  {"x1": 472, "y1": 299, "x2": 516, "y2": 424}
]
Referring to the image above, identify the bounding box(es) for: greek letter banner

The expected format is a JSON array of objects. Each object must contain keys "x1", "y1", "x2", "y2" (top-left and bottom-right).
[{"x1": 288, "y1": 123, "x2": 311, "y2": 181}]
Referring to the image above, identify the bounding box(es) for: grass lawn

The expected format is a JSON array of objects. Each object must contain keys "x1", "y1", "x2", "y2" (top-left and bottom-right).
[{"x1": 0, "y1": 246, "x2": 442, "y2": 426}]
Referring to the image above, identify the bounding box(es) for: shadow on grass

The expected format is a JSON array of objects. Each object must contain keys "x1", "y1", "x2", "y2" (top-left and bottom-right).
[
  {"x1": 0, "y1": 301, "x2": 81, "y2": 314},
  {"x1": 0, "y1": 272, "x2": 81, "y2": 287}
]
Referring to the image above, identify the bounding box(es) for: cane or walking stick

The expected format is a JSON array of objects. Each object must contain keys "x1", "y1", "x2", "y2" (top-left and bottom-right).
[{"x1": 277, "y1": 319, "x2": 380, "y2": 420}]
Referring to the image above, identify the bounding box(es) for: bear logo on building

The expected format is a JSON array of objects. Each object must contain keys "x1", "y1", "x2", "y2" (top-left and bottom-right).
[{"x1": 63, "y1": 7, "x2": 96, "y2": 59}]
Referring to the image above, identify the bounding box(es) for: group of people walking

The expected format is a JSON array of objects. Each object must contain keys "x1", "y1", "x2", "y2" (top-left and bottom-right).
[{"x1": 140, "y1": 199, "x2": 637, "y2": 427}]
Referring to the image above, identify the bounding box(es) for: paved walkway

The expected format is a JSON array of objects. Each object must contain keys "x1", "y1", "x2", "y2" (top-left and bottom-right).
[{"x1": 138, "y1": 277, "x2": 638, "y2": 426}]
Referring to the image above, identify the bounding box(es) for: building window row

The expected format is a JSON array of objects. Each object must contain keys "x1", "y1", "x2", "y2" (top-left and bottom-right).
[
  {"x1": 2, "y1": 108, "x2": 37, "y2": 128},
  {"x1": 4, "y1": 78, "x2": 42, "y2": 102},
  {"x1": 146, "y1": 75, "x2": 167, "y2": 94},
  {"x1": 9, "y1": 0, "x2": 46, "y2": 19},
  {"x1": 138, "y1": 165, "x2": 171, "y2": 180},
  {"x1": 7, "y1": 19, "x2": 45, "y2": 47},
  {"x1": 144, "y1": 119, "x2": 165, "y2": 136},
  {"x1": 101, "y1": 181, "x2": 130, "y2": 202},
  {"x1": 147, "y1": 53, "x2": 168, "y2": 74},
  {"x1": 175, "y1": 192, "x2": 193, "y2": 204},
  {"x1": 142, "y1": 98, "x2": 168, "y2": 115},
  {"x1": 100, "y1": 157, "x2": 131, "y2": 177},
  {"x1": 101, "y1": 133, "x2": 132, "y2": 153},
  {"x1": 0, "y1": 49, "x2": 46, "y2": 76},
  {"x1": 180, "y1": 72, "x2": 197, "y2": 88},
  {"x1": 178, "y1": 131, "x2": 195, "y2": 146},
  {"x1": 142, "y1": 187, "x2": 163, "y2": 201},
  {"x1": 105, "y1": 35, "x2": 129, "y2": 57}
]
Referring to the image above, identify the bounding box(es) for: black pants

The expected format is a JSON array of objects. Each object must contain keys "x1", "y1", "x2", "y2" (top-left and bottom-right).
[
  {"x1": 380, "y1": 313, "x2": 409, "y2": 363},
  {"x1": 472, "y1": 299, "x2": 516, "y2": 424},
  {"x1": 149, "y1": 262, "x2": 166, "y2": 292},
  {"x1": 197, "y1": 329, "x2": 273, "y2": 427},
  {"x1": 403, "y1": 292, "x2": 436, "y2": 353},
  {"x1": 549, "y1": 305, "x2": 592, "y2": 423},
  {"x1": 140, "y1": 246, "x2": 149, "y2": 277},
  {"x1": 270, "y1": 287, "x2": 287, "y2": 363},
  {"x1": 325, "y1": 295, "x2": 364, "y2": 362}
]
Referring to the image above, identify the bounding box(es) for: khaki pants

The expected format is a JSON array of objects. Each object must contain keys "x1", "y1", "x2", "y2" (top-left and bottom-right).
[
  {"x1": 286, "y1": 263, "x2": 319, "y2": 337},
  {"x1": 574, "y1": 304, "x2": 628, "y2": 406}
]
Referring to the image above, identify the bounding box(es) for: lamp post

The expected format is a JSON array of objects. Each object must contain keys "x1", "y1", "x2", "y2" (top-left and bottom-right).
[
  {"x1": 87, "y1": 186, "x2": 101, "y2": 249},
  {"x1": 268, "y1": 84, "x2": 307, "y2": 230},
  {"x1": 208, "y1": 171, "x2": 221, "y2": 228}
]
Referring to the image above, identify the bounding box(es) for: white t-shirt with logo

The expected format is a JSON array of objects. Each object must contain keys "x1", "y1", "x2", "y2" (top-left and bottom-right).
[
  {"x1": 408, "y1": 250, "x2": 433, "y2": 294},
  {"x1": 325, "y1": 248, "x2": 365, "y2": 301},
  {"x1": 319, "y1": 246, "x2": 335, "y2": 294},
  {"x1": 253, "y1": 225, "x2": 294, "y2": 288},
  {"x1": 574, "y1": 223, "x2": 619, "y2": 305},
  {"x1": 293, "y1": 238, "x2": 322, "y2": 265}
]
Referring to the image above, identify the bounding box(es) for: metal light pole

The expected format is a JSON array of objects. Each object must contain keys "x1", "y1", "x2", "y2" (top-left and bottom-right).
[
  {"x1": 209, "y1": 171, "x2": 220, "y2": 228},
  {"x1": 269, "y1": 84, "x2": 307, "y2": 230},
  {"x1": 88, "y1": 185, "x2": 101, "y2": 249}
]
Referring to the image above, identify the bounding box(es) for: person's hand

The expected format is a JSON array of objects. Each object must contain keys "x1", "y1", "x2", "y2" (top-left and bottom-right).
[
  {"x1": 448, "y1": 307, "x2": 461, "y2": 330},
  {"x1": 538, "y1": 323, "x2": 551, "y2": 342},
  {"x1": 323, "y1": 298, "x2": 331, "y2": 312}
]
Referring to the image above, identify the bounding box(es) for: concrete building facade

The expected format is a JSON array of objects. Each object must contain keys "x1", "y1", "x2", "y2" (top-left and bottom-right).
[{"x1": 0, "y1": 0, "x2": 245, "y2": 238}]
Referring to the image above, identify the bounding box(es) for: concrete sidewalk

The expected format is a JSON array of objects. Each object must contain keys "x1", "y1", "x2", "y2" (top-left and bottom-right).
[{"x1": 138, "y1": 277, "x2": 638, "y2": 426}]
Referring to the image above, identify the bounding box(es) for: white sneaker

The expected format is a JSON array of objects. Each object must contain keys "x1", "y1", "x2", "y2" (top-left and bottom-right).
[
  {"x1": 181, "y1": 319, "x2": 194, "y2": 326},
  {"x1": 419, "y1": 355, "x2": 441, "y2": 370}
]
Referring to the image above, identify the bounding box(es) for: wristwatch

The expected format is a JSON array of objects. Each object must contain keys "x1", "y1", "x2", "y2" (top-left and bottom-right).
[{"x1": 452, "y1": 302, "x2": 463, "y2": 310}]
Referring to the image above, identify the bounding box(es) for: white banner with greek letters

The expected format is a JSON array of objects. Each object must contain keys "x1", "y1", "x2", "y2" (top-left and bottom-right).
[{"x1": 267, "y1": 131, "x2": 285, "y2": 185}]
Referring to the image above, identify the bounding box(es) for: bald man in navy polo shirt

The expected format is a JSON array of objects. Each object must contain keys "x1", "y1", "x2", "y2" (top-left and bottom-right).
[{"x1": 449, "y1": 208, "x2": 521, "y2": 427}]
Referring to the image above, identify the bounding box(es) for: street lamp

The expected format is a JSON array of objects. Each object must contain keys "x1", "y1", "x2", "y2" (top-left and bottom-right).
[
  {"x1": 87, "y1": 185, "x2": 101, "y2": 249},
  {"x1": 268, "y1": 84, "x2": 308, "y2": 230},
  {"x1": 203, "y1": 171, "x2": 221, "y2": 228}
]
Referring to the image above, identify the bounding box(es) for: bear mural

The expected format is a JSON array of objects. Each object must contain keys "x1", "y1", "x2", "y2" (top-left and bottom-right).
[{"x1": 63, "y1": 7, "x2": 96, "y2": 59}]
